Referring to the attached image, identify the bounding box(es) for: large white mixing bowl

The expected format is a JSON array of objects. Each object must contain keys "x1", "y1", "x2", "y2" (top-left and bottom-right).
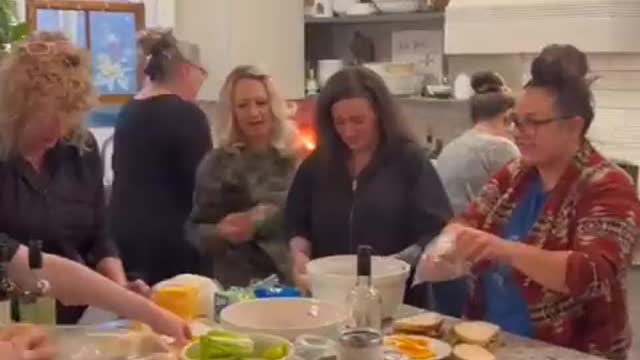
[
  {"x1": 307, "y1": 255, "x2": 411, "y2": 319},
  {"x1": 220, "y1": 298, "x2": 348, "y2": 340}
]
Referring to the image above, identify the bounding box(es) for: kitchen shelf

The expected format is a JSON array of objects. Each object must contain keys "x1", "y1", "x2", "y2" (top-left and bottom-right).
[{"x1": 304, "y1": 11, "x2": 444, "y2": 25}]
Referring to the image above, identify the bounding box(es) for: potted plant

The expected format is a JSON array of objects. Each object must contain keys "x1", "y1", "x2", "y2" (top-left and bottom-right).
[{"x1": 0, "y1": 0, "x2": 28, "y2": 55}]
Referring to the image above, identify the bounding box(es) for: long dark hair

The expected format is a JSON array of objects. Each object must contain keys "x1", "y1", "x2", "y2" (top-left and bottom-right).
[
  {"x1": 526, "y1": 47, "x2": 594, "y2": 134},
  {"x1": 314, "y1": 66, "x2": 413, "y2": 163}
]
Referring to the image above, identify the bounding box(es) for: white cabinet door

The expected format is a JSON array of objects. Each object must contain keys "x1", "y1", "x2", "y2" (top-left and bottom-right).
[
  {"x1": 228, "y1": 0, "x2": 305, "y2": 100},
  {"x1": 174, "y1": 0, "x2": 304, "y2": 100}
]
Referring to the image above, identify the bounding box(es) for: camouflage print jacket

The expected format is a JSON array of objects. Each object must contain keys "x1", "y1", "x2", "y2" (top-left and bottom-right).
[{"x1": 186, "y1": 145, "x2": 298, "y2": 287}]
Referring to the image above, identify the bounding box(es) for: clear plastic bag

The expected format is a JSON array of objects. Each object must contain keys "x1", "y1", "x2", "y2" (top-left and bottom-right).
[{"x1": 412, "y1": 233, "x2": 471, "y2": 285}]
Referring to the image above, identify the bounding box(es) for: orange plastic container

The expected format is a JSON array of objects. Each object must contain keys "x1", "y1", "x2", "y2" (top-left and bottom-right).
[{"x1": 151, "y1": 285, "x2": 199, "y2": 321}]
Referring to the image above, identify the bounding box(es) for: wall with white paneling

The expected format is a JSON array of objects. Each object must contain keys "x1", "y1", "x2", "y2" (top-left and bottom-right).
[{"x1": 587, "y1": 54, "x2": 640, "y2": 166}]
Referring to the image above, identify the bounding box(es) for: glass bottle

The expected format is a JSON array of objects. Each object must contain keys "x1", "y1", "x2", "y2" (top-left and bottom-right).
[
  {"x1": 345, "y1": 245, "x2": 382, "y2": 331},
  {"x1": 17, "y1": 240, "x2": 56, "y2": 325}
]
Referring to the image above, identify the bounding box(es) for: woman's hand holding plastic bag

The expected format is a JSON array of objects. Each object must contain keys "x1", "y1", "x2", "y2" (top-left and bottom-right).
[{"x1": 413, "y1": 228, "x2": 471, "y2": 286}]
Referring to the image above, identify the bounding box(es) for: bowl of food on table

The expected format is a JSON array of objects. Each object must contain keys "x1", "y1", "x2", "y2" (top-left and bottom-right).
[
  {"x1": 219, "y1": 298, "x2": 348, "y2": 341},
  {"x1": 180, "y1": 331, "x2": 294, "y2": 360}
]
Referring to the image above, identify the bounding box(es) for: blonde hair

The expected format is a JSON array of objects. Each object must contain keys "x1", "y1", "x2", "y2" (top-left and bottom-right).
[
  {"x1": 0, "y1": 31, "x2": 97, "y2": 160},
  {"x1": 215, "y1": 65, "x2": 299, "y2": 157}
]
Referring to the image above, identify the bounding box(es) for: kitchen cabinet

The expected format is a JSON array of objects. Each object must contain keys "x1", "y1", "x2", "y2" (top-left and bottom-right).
[{"x1": 174, "y1": 0, "x2": 305, "y2": 100}]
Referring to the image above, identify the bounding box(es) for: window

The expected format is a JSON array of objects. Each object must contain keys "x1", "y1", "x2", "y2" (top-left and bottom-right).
[{"x1": 26, "y1": 0, "x2": 145, "y2": 104}]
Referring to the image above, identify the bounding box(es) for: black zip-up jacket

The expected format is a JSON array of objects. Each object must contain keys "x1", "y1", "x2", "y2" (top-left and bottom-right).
[{"x1": 286, "y1": 141, "x2": 452, "y2": 259}]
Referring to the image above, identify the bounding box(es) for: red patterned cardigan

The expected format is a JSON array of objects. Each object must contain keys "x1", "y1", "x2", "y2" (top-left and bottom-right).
[{"x1": 458, "y1": 142, "x2": 640, "y2": 360}]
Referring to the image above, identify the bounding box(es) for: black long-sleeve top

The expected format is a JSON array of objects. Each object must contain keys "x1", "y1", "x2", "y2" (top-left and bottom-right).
[
  {"x1": 0, "y1": 134, "x2": 116, "y2": 266},
  {"x1": 286, "y1": 140, "x2": 453, "y2": 259},
  {"x1": 109, "y1": 94, "x2": 212, "y2": 284}
]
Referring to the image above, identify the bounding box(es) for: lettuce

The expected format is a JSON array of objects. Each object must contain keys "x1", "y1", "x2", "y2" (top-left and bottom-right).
[{"x1": 199, "y1": 331, "x2": 255, "y2": 359}]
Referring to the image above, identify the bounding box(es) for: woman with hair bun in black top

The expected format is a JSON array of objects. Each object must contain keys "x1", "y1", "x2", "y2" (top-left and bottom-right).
[{"x1": 109, "y1": 28, "x2": 212, "y2": 285}]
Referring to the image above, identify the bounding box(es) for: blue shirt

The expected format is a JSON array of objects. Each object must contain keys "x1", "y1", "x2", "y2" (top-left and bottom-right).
[{"x1": 482, "y1": 174, "x2": 547, "y2": 337}]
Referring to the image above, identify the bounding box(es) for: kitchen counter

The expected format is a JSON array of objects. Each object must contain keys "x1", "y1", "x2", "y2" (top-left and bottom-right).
[
  {"x1": 393, "y1": 305, "x2": 606, "y2": 360},
  {"x1": 75, "y1": 305, "x2": 608, "y2": 359}
]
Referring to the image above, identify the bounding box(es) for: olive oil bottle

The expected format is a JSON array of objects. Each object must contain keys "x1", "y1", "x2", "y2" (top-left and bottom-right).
[{"x1": 17, "y1": 240, "x2": 56, "y2": 325}]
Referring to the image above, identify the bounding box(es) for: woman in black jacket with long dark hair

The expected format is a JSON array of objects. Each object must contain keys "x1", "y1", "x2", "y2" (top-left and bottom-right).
[{"x1": 286, "y1": 66, "x2": 452, "y2": 294}]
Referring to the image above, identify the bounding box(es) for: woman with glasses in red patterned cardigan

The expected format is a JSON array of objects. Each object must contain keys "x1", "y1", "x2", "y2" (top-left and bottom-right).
[{"x1": 421, "y1": 47, "x2": 640, "y2": 360}]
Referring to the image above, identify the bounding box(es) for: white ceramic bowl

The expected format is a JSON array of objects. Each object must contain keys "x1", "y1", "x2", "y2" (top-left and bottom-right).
[
  {"x1": 307, "y1": 255, "x2": 411, "y2": 319},
  {"x1": 220, "y1": 298, "x2": 348, "y2": 340},
  {"x1": 347, "y1": 3, "x2": 378, "y2": 16},
  {"x1": 373, "y1": 0, "x2": 420, "y2": 13},
  {"x1": 333, "y1": 0, "x2": 359, "y2": 15},
  {"x1": 181, "y1": 332, "x2": 295, "y2": 360}
]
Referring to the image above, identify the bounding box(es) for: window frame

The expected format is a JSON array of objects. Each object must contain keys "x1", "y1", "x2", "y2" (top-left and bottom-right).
[{"x1": 26, "y1": 0, "x2": 145, "y2": 105}]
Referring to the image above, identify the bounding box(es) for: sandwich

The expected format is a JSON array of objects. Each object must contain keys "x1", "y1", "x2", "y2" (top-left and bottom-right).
[
  {"x1": 452, "y1": 343, "x2": 496, "y2": 360},
  {"x1": 450, "y1": 321, "x2": 500, "y2": 350},
  {"x1": 392, "y1": 312, "x2": 444, "y2": 337}
]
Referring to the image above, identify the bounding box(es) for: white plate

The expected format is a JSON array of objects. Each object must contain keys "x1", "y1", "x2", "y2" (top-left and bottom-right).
[{"x1": 385, "y1": 334, "x2": 452, "y2": 360}]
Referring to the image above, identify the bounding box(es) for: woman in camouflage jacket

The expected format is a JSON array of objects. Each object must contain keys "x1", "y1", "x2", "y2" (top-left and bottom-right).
[{"x1": 186, "y1": 66, "x2": 303, "y2": 287}]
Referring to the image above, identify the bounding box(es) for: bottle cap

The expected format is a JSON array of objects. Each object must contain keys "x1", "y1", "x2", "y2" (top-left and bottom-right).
[
  {"x1": 28, "y1": 241, "x2": 43, "y2": 270},
  {"x1": 0, "y1": 234, "x2": 10, "y2": 262}
]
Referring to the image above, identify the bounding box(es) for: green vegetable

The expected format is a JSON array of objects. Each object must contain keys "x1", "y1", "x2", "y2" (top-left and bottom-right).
[
  {"x1": 200, "y1": 330, "x2": 255, "y2": 359},
  {"x1": 262, "y1": 344, "x2": 288, "y2": 360}
]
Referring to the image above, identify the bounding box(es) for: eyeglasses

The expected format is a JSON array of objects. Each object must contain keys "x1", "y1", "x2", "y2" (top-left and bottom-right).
[
  {"x1": 19, "y1": 40, "x2": 80, "y2": 67},
  {"x1": 19, "y1": 40, "x2": 73, "y2": 55},
  {"x1": 188, "y1": 62, "x2": 208, "y2": 79},
  {"x1": 508, "y1": 114, "x2": 571, "y2": 134}
]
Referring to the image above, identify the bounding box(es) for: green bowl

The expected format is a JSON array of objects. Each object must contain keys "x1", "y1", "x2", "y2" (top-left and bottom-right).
[{"x1": 181, "y1": 332, "x2": 294, "y2": 360}]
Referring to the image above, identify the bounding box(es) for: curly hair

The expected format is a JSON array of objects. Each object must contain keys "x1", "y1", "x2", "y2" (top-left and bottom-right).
[
  {"x1": 0, "y1": 31, "x2": 97, "y2": 160},
  {"x1": 215, "y1": 65, "x2": 299, "y2": 157}
]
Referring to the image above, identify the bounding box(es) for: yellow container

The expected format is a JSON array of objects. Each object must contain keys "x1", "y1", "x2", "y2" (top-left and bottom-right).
[{"x1": 151, "y1": 285, "x2": 199, "y2": 321}]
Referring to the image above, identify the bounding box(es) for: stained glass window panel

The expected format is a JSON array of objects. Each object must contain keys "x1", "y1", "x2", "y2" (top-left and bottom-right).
[
  {"x1": 89, "y1": 11, "x2": 138, "y2": 95},
  {"x1": 35, "y1": 9, "x2": 87, "y2": 48}
]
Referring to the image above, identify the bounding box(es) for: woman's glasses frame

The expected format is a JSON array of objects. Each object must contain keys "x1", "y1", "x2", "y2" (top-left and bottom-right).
[
  {"x1": 19, "y1": 40, "x2": 74, "y2": 56},
  {"x1": 507, "y1": 113, "x2": 572, "y2": 135}
]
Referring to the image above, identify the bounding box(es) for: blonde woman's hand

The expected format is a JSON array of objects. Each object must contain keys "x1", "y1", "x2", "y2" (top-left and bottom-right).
[
  {"x1": 145, "y1": 308, "x2": 192, "y2": 346},
  {"x1": 217, "y1": 212, "x2": 255, "y2": 244}
]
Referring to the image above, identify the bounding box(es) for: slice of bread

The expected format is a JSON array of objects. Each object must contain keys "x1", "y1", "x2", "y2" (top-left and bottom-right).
[
  {"x1": 452, "y1": 344, "x2": 496, "y2": 360},
  {"x1": 451, "y1": 321, "x2": 500, "y2": 349},
  {"x1": 392, "y1": 312, "x2": 444, "y2": 337}
]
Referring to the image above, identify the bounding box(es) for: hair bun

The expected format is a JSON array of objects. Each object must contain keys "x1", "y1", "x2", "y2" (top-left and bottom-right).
[
  {"x1": 137, "y1": 28, "x2": 176, "y2": 57},
  {"x1": 539, "y1": 44, "x2": 589, "y2": 79},
  {"x1": 530, "y1": 55, "x2": 578, "y2": 88},
  {"x1": 470, "y1": 71, "x2": 505, "y2": 95}
]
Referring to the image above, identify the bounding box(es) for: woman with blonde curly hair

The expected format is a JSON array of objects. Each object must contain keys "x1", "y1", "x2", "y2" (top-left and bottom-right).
[
  {"x1": 0, "y1": 31, "x2": 191, "y2": 342},
  {"x1": 187, "y1": 65, "x2": 301, "y2": 287}
]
